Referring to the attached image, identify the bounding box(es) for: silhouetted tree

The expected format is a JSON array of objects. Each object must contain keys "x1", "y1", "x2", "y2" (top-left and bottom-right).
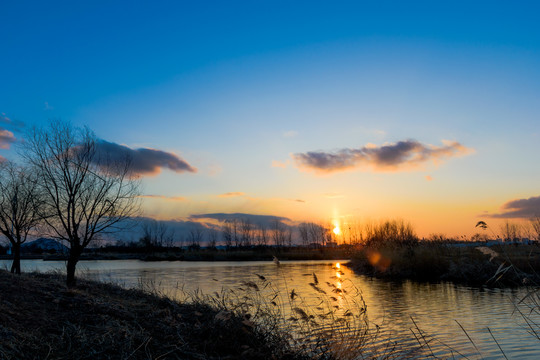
[
  {"x1": 23, "y1": 121, "x2": 140, "y2": 287},
  {"x1": 140, "y1": 220, "x2": 174, "y2": 248},
  {"x1": 188, "y1": 226, "x2": 204, "y2": 250},
  {"x1": 240, "y1": 218, "x2": 253, "y2": 247},
  {"x1": 298, "y1": 223, "x2": 309, "y2": 247},
  {"x1": 207, "y1": 228, "x2": 218, "y2": 249},
  {"x1": 256, "y1": 223, "x2": 268, "y2": 246},
  {"x1": 0, "y1": 162, "x2": 43, "y2": 274},
  {"x1": 222, "y1": 222, "x2": 233, "y2": 249}
]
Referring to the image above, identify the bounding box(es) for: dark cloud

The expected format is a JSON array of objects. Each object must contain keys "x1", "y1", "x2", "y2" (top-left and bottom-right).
[
  {"x1": 0, "y1": 129, "x2": 16, "y2": 149},
  {"x1": 0, "y1": 113, "x2": 25, "y2": 129},
  {"x1": 487, "y1": 196, "x2": 540, "y2": 218},
  {"x1": 190, "y1": 213, "x2": 290, "y2": 228},
  {"x1": 95, "y1": 140, "x2": 196, "y2": 176},
  {"x1": 292, "y1": 139, "x2": 472, "y2": 173}
]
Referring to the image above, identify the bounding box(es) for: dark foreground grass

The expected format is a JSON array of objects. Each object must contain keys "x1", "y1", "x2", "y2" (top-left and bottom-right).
[
  {"x1": 0, "y1": 270, "x2": 304, "y2": 360},
  {"x1": 349, "y1": 242, "x2": 540, "y2": 286}
]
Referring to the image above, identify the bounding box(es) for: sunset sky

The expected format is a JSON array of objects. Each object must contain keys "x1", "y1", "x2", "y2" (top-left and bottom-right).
[{"x1": 2, "y1": 1, "x2": 540, "y2": 238}]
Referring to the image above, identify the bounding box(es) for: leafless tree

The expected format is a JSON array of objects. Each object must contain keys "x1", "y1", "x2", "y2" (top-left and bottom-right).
[
  {"x1": 22, "y1": 121, "x2": 140, "y2": 286},
  {"x1": 0, "y1": 162, "x2": 44, "y2": 274},
  {"x1": 500, "y1": 220, "x2": 521, "y2": 242},
  {"x1": 222, "y1": 222, "x2": 233, "y2": 249},
  {"x1": 240, "y1": 218, "x2": 253, "y2": 247},
  {"x1": 307, "y1": 222, "x2": 326, "y2": 247},
  {"x1": 256, "y1": 223, "x2": 268, "y2": 246},
  {"x1": 207, "y1": 228, "x2": 218, "y2": 249},
  {"x1": 531, "y1": 216, "x2": 540, "y2": 242},
  {"x1": 188, "y1": 226, "x2": 204, "y2": 249},
  {"x1": 272, "y1": 219, "x2": 287, "y2": 247},
  {"x1": 140, "y1": 220, "x2": 174, "y2": 248},
  {"x1": 298, "y1": 222, "x2": 309, "y2": 247},
  {"x1": 232, "y1": 219, "x2": 240, "y2": 248}
]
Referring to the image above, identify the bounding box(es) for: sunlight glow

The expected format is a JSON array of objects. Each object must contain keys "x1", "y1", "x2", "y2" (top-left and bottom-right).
[{"x1": 332, "y1": 222, "x2": 341, "y2": 235}]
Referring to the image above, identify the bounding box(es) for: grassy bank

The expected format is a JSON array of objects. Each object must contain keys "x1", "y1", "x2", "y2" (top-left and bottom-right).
[
  {"x1": 0, "y1": 270, "x2": 305, "y2": 360},
  {"x1": 348, "y1": 242, "x2": 540, "y2": 286}
]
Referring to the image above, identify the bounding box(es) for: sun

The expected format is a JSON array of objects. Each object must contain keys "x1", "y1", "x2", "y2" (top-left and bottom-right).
[{"x1": 333, "y1": 225, "x2": 341, "y2": 235}]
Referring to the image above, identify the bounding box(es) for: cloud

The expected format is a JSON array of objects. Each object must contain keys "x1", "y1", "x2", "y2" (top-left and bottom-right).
[
  {"x1": 95, "y1": 140, "x2": 196, "y2": 176},
  {"x1": 486, "y1": 195, "x2": 540, "y2": 218},
  {"x1": 325, "y1": 192, "x2": 344, "y2": 199},
  {"x1": 272, "y1": 160, "x2": 289, "y2": 168},
  {"x1": 292, "y1": 199, "x2": 305, "y2": 203},
  {"x1": 292, "y1": 139, "x2": 472, "y2": 173},
  {"x1": 425, "y1": 175, "x2": 433, "y2": 181},
  {"x1": 138, "y1": 194, "x2": 187, "y2": 201},
  {"x1": 0, "y1": 113, "x2": 25, "y2": 129},
  {"x1": 190, "y1": 213, "x2": 291, "y2": 228},
  {"x1": 283, "y1": 130, "x2": 298, "y2": 138},
  {"x1": 218, "y1": 192, "x2": 245, "y2": 198},
  {"x1": 0, "y1": 129, "x2": 16, "y2": 149}
]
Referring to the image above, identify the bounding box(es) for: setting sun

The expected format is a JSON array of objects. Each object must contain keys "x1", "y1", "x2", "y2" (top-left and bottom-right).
[{"x1": 333, "y1": 225, "x2": 341, "y2": 235}]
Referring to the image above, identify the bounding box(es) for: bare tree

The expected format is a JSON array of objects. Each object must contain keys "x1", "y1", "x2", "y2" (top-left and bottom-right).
[
  {"x1": 207, "y1": 228, "x2": 218, "y2": 249},
  {"x1": 0, "y1": 162, "x2": 43, "y2": 274},
  {"x1": 271, "y1": 219, "x2": 286, "y2": 247},
  {"x1": 531, "y1": 216, "x2": 540, "y2": 242},
  {"x1": 256, "y1": 223, "x2": 268, "y2": 246},
  {"x1": 222, "y1": 222, "x2": 233, "y2": 249},
  {"x1": 188, "y1": 226, "x2": 204, "y2": 250},
  {"x1": 23, "y1": 121, "x2": 140, "y2": 286},
  {"x1": 500, "y1": 220, "x2": 520, "y2": 242},
  {"x1": 240, "y1": 218, "x2": 253, "y2": 247},
  {"x1": 298, "y1": 222, "x2": 309, "y2": 247},
  {"x1": 139, "y1": 219, "x2": 174, "y2": 248},
  {"x1": 232, "y1": 219, "x2": 240, "y2": 248}
]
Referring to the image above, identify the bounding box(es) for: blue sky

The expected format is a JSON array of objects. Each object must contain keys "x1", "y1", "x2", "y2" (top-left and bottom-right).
[{"x1": 2, "y1": 1, "x2": 540, "y2": 236}]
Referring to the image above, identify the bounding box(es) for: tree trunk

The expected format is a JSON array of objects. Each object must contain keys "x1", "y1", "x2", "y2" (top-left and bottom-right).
[
  {"x1": 10, "y1": 244, "x2": 21, "y2": 275},
  {"x1": 66, "y1": 248, "x2": 80, "y2": 288}
]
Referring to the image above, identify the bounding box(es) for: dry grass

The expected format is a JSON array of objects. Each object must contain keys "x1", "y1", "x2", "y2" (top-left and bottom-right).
[{"x1": 0, "y1": 270, "x2": 304, "y2": 360}]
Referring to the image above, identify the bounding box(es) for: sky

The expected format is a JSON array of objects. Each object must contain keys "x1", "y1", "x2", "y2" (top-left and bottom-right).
[{"x1": 1, "y1": 1, "x2": 540, "y2": 239}]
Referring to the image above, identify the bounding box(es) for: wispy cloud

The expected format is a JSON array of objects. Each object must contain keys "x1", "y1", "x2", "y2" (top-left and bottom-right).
[
  {"x1": 95, "y1": 140, "x2": 196, "y2": 176},
  {"x1": 0, "y1": 113, "x2": 25, "y2": 129},
  {"x1": 425, "y1": 175, "x2": 433, "y2": 181},
  {"x1": 138, "y1": 194, "x2": 187, "y2": 201},
  {"x1": 292, "y1": 139, "x2": 472, "y2": 174},
  {"x1": 325, "y1": 192, "x2": 344, "y2": 199},
  {"x1": 190, "y1": 213, "x2": 291, "y2": 228},
  {"x1": 283, "y1": 130, "x2": 298, "y2": 138},
  {"x1": 218, "y1": 192, "x2": 245, "y2": 198},
  {"x1": 272, "y1": 160, "x2": 289, "y2": 168},
  {"x1": 486, "y1": 195, "x2": 540, "y2": 218},
  {"x1": 0, "y1": 129, "x2": 16, "y2": 149}
]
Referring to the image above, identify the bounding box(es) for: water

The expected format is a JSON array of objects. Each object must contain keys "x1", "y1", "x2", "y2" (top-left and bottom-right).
[{"x1": 2, "y1": 258, "x2": 539, "y2": 359}]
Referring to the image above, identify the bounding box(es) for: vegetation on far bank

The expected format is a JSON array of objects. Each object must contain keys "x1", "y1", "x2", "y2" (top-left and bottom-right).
[{"x1": 345, "y1": 220, "x2": 540, "y2": 286}]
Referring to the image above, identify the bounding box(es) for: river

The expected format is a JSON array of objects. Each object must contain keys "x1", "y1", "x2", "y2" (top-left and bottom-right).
[{"x1": 2, "y1": 259, "x2": 539, "y2": 359}]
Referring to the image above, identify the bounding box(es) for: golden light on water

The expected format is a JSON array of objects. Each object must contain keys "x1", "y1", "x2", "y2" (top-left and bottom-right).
[{"x1": 335, "y1": 262, "x2": 341, "y2": 269}]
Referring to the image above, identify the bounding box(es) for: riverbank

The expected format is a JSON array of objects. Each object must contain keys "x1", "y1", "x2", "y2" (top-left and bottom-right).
[
  {"x1": 0, "y1": 270, "x2": 305, "y2": 360},
  {"x1": 347, "y1": 242, "x2": 540, "y2": 286}
]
